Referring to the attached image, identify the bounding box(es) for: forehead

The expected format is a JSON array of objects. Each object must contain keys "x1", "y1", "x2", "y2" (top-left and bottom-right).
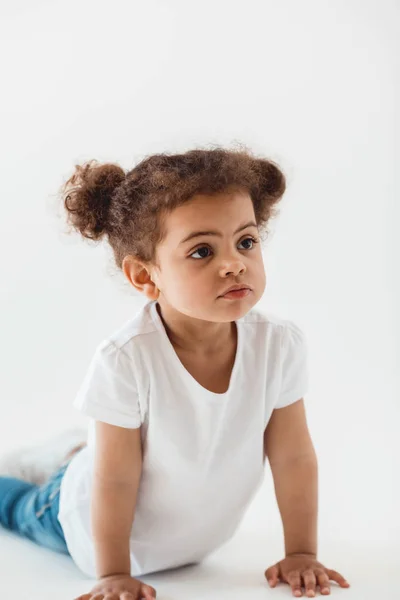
[{"x1": 164, "y1": 190, "x2": 255, "y2": 237}]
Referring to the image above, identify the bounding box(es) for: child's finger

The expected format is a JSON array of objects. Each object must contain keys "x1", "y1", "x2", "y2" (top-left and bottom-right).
[
  {"x1": 315, "y1": 570, "x2": 330, "y2": 595},
  {"x1": 302, "y1": 569, "x2": 317, "y2": 597},
  {"x1": 326, "y1": 569, "x2": 350, "y2": 587},
  {"x1": 141, "y1": 583, "x2": 157, "y2": 598},
  {"x1": 286, "y1": 571, "x2": 303, "y2": 597},
  {"x1": 265, "y1": 564, "x2": 279, "y2": 587}
]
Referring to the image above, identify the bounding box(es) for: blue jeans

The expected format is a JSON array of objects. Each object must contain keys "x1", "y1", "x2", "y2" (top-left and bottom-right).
[{"x1": 0, "y1": 458, "x2": 72, "y2": 555}]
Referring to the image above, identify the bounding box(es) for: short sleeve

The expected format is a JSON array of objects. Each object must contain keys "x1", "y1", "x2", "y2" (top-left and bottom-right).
[
  {"x1": 73, "y1": 340, "x2": 143, "y2": 429},
  {"x1": 275, "y1": 320, "x2": 309, "y2": 409}
]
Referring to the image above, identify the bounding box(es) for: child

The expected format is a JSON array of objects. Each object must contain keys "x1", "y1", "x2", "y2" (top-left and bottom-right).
[{"x1": 0, "y1": 147, "x2": 350, "y2": 599}]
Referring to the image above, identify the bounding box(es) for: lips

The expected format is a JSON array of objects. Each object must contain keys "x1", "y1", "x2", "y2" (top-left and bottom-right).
[{"x1": 220, "y1": 284, "x2": 251, "y2": 297}]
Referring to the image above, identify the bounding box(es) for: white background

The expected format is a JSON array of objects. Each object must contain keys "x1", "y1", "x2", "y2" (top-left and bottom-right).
[{"x1": 0, "y1": 0, "x2": 398, "y2": 598}]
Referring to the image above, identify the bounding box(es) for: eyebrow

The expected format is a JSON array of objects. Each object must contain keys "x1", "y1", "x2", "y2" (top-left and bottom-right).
[{"x1": 179, "y1": 221, "x2": 258, "y2": 245}]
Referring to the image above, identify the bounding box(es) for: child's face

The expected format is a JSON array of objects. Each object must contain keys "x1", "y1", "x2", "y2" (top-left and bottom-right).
[{"x1": 151, "y1": 189, "x2": 266, "y2": 323}]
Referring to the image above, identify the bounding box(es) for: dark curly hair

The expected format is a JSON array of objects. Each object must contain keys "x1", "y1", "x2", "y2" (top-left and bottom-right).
[{"x1": 60, "y1": 144, "x2": 286, "y2": 269}]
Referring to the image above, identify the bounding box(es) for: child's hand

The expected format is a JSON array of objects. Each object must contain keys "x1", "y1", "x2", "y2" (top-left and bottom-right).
[
  {"x1": 265, "y1": 553, "x2": 350, "y2": 597},
  {"x1": 74, "y1": 573, "x2": 157, "y2": 600}
]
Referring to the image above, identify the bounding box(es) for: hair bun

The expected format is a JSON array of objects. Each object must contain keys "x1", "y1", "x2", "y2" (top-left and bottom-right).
[{"x1": 62, "y1": 160, "x2": 125, "y2": 240}]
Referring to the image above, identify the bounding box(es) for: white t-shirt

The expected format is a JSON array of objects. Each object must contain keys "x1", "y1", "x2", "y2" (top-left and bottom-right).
[{"x1": 58, "y1": 300, "x2": 309, "y2": 578}]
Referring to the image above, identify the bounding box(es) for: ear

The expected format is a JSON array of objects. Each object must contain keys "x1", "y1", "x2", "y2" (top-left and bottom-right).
[{"x1": 122, "y1": 255, "x2": 160, "y2": 301}]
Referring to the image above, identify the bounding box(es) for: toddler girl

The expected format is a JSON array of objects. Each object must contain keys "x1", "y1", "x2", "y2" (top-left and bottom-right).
[{"x1": 0, "y1": 147, "x2": 350, "y2": 599}]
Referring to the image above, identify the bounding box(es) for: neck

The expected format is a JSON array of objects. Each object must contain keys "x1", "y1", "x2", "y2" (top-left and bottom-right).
[{"x1": 155, "y1": 300, "x2": 235, "y2": 355}]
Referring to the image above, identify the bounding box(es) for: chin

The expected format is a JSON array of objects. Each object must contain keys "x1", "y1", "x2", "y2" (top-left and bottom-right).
[{"x1": 217, "y1": 300, "x2": 255, "y2": 321}]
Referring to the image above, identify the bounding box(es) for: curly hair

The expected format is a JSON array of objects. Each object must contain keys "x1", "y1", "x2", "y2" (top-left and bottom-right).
[{"x1": 60, "y1": 144, "x2": 286, "y2": 269}]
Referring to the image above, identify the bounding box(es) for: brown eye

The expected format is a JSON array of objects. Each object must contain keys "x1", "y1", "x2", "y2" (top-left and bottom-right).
[
  {"x1": 238, "y1": 237, "x2": 257, "y2": 250},
  {"x1": 190, "y1": 246, "x2": 212, "y2": 259}
]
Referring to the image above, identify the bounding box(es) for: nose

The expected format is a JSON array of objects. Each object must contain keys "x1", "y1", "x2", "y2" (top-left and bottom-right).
[{"x1": 219, "y1": 258, "x2": 246, "y2": 278}]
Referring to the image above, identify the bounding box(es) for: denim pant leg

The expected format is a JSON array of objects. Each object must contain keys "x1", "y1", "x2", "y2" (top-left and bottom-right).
[{"x1": 0, "y1": 460, "x2": 71, "y2": 555}]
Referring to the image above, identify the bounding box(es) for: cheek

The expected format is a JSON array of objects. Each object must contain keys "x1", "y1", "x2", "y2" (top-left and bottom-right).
[
  {"x1": 257, "y1": 258, "x2": 266, "y2": 279},
  {"x1": 260, "y1": 270, "x2": 267, "y2": 291},
  {"x1": 253, "y1": 257, "x2": 267, "y2": 289},
  {"x1": 166, "y1": 262, "x2": 210, "y2": 298},
  {"x1": 161, "y1": 260, "x2": 189, "y2": 290}
]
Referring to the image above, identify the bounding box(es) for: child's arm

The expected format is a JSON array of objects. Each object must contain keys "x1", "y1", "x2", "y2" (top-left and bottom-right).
[
  {"x1": 263, "y1": 400, "x2": 349, "y2": 596},
  {"x1": 91, "y1": 421, "x2": 143, "y2": 579},
  {"x1": 264, "y1": 398, "x2": 318, "y2": 557}
]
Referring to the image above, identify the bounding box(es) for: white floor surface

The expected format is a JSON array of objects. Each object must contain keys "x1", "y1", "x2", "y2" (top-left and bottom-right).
[{"x1": 0, "y1": 523, "x2": 398, "y2": 599}]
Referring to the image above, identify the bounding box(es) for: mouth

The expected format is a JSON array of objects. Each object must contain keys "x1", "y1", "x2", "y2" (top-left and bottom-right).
[{"x1": 219, "y1": 285, "x2": 252, "y2": 300}]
